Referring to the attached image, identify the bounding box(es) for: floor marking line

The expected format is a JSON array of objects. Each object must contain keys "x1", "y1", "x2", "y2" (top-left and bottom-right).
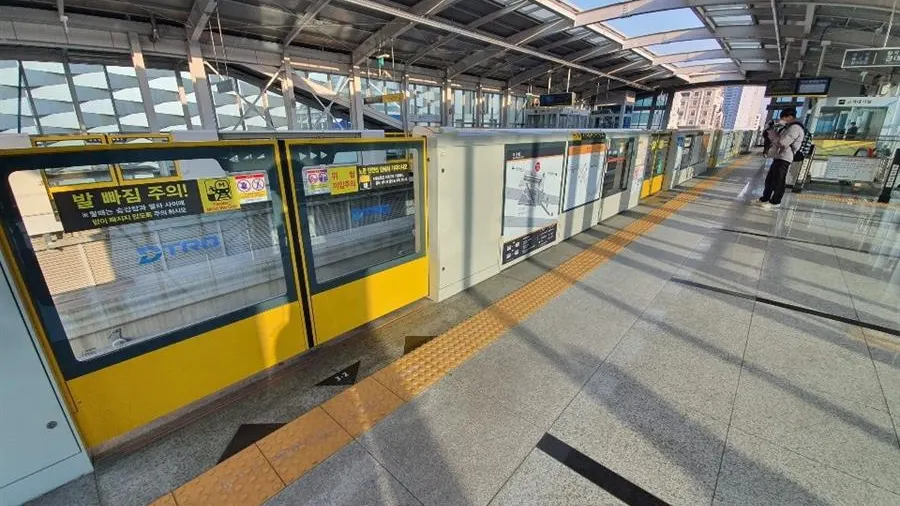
[
  {"x1": 670, "y1": 278, "x2": 900, "y2": 338},
  {"x1": 145, "y1": 159, "x2": 748, "y2": 506},
  {"x1": 796, "y1": 193, "x2": 900, "y2": 209},
  {"x1": 536, "y1": 433, "x2": 671, "y2": 506},
  {"x1": 719, "y1": 227, "x2": 900, "y2": 259}
]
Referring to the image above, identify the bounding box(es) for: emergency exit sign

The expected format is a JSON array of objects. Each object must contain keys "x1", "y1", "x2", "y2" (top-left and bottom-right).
[{"x1": 842, "y1": 48, "x2": 900, "y2": 68}]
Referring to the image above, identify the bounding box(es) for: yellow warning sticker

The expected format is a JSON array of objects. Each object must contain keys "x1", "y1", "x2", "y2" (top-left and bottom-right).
[
  {"x1": 328, "y1": 165, "x2": 359, "y2": 195},
  {"x1": 199, "y1": 177, "x2": 240, "y2": 213}
]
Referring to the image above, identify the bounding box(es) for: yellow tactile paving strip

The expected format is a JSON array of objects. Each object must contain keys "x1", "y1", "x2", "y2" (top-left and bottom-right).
[
  {"x1": 147, "y1": 160, "x2": 745, "y2": 505},
  {"x1": 796, "y1": 193, "x2": 900, "y2": 209}
]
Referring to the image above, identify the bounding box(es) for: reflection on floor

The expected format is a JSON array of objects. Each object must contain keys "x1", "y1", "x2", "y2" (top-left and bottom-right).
[{"x1": 29, "y1": 155, "x2": 900, "y2": 506}]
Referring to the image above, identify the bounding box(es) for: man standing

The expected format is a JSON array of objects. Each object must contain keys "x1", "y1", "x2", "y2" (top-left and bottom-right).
[{"x1": 760, "y1": 108, "x2": 805, "y2": 209}]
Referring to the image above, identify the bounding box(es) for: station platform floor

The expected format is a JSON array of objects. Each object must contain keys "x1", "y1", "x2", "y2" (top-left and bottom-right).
[{"x1": 29, "y1": 154, "x2": 900, "y2": 506}]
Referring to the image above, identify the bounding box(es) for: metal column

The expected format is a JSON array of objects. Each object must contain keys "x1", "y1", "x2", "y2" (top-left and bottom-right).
[
  {"x1": 349, "y1": 66, "x2": 365, "y2": 129},
  {"x1": 128, "y1": 33, "x2": 160, "y2": 132},
  {"x1": 501, "y1": 89, "x2": 512, "y2": 128},
  {"x1": 442, "y1": 78, "x2": 452, "y2": 127},
  {"x1": 281, "y1": 57, "x2": 297, "y2": 130},
  {"x1": 401, "y1": 73, "x2": 410, "y2": 132},
  {"x1": 475, "y1": 84, "x2": 484, "y2": 127},
  {"x1": 186, "y1": 41, "x2": 217, "y2": 130}
]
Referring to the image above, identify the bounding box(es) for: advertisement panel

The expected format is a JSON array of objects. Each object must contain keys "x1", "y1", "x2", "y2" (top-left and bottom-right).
[
  {"x1": 502, "y1": 142, "x2": 565, "y2": 238},
  {"x1": 563, "y1": 134, "x2": 606, "y2": 212}
]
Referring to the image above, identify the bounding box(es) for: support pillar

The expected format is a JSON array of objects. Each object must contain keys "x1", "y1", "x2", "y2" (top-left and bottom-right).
[
  {"x1": 186, "y1": 41, "x2": 217, "y2": 130},
  {"x1": 475, "y1": 84, "x2": 484, "y2": 128},
  {"x1": 401, "y1": 72, "x2": 410, "y2": 133},
  {"x1": 129, "y1": 33, "x2": 159, "y2": 132},
  {"x1": 349, "y1": 66, "x2": 365, "y2": 130},
  {"x1": 281, "y1": 57, "x2": 297, "y2": 130},
  {"x1": 441, "y1": 78, "x2": 452, "y2": 127},
  {"x1": 501, "y1": 89, "x2": 512, "y2": 128}
]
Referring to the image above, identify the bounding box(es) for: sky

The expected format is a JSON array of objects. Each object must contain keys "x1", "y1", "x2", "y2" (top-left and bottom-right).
[{"x1": 567, "y1": 0, "x2": 724, "y2": 57}]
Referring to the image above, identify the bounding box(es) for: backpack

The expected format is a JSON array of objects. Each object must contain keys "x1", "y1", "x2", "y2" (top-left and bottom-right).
[{"x1": 789, "y1": 121, "x2": 813, "y2": 162}]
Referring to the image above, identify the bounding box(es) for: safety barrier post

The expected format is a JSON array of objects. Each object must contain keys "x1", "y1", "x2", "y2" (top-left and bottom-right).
[
  {"x1": 878, "y1": 148, "x2": 900, "y2": 203},
  {"x1": 791, "y1": 145, "x2": 815, "y2": 193}
]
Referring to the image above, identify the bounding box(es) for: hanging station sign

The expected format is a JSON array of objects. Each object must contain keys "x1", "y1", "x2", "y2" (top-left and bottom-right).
[
  {"x1": 764, "y1": 77, "x2": 831, "y2": 97},
  {"x1": 842, "y1": 48, "x2": 900, "y2": 69}
]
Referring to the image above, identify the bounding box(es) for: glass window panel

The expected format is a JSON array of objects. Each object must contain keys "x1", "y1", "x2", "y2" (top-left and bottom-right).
[
  {"x1": 148, "y1": 68, "x2": 190, "y2": 131},
  {"x1": 31, "y1": 137, "x2": 113, "y2": 187},
  {"x1": 70, "y1": 63, "x2": 120, "y2": 133},
  {"x1": 0, "y1": 61, "x2": 40, "y2": 134},
  {"x1": 23, "y1": 60, "x2": 80, "y2": 133},
  {"x1": 106, "y1": 65, "x2": 149, "y2": 132},
  {"x1": 290, "y1": 140, "x2": 424, "y2": 288},
  {"x1": 602, "y1": 137, "x2": 635, "y2": 197},
  {"x1": 6, "y1": 145, "x2": 293, "y2": 364},
  {"x1": 453, "y1": 89, "x2": 475, "y2": 127}
]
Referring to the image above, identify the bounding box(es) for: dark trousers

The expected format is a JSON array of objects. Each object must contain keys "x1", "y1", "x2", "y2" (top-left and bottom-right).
[{"x1": 762, "y1": 159, "x2": 790, "y2": 205}]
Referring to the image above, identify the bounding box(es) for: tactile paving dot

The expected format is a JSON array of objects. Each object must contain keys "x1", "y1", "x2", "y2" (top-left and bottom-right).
[
  {"x1": 256, "y1": 406, "x2": 352, "y2": 484},
  {"x1": 321, "y1": 376, "x2": 405, "y2": 437},
  {"x1": 173, "y1": 445, "x2": 283, "y2": 506}
]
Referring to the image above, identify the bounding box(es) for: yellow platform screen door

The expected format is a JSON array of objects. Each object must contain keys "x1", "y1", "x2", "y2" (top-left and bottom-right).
[{"x1": 284, "y1": 138, "x2": 429, "y2": 345}]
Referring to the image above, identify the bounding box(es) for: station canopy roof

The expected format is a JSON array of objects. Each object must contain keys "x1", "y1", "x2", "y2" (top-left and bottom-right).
[{"x1": 8, "y1": 0, "x2": 898, "y2": 96}]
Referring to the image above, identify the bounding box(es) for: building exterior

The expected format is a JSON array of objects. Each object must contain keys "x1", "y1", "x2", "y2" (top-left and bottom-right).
[
  {"x1": 667, "y1": 87, "x2": 726, "y2": 129},
  {"x1": 723, "y1": 87, "x2": 742, "y2": 129},
  {"x1": 723, "y1": 86, "x2": 766, "y2": 131}
]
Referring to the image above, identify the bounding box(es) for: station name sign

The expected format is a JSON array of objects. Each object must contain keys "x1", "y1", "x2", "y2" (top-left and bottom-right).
[{"x1": 842, "y1": 48, "x2": 900, "y2": 69}]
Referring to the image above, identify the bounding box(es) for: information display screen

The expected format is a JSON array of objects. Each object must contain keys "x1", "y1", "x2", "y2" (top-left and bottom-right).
[
  {"x1": 539, "y1": 92, "x2": 576, "y2": 107},
  {"x1": 764, "y1": 78, "x2": 831, "y2": 97}
]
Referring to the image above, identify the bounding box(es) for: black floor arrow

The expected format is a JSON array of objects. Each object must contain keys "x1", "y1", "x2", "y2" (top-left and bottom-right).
[
  {"x1": 404, "y1": 335, "x2": 437, "y2": 355},
  {"x1": 219, "y1": 423, "x2": 284, "y2": 463}
]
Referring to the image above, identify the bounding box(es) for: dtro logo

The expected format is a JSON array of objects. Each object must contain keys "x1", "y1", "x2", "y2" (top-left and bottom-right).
[{"x1": 137, "y1": 234, "x2": 221, "y2": 265}]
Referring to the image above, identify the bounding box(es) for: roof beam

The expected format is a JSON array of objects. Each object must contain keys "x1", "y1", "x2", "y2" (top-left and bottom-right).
[
  {"x1": 446, "y1": 18, "x2": 573, "y2": 78},
  {"x1": 333, "y1": 0, "x2": 653, "y2": 89},
  {"x1": 351, "y1": 0, "x2": 461, "y2": 65},
  {"x1": 575, "y1": 0, "x2": 733, "y2": 26},
  {"x1": 283, "y1": 0, "x2": 333, "y2": 47},
  {"x1": 507, "y1": 43, "x2": 619, "y2": 87},
  {"x1": 571, "y1": 59, "x2": 648, "y2": 92},
  {"x1": 621, "y1": 27, "x2": 712, "y2": 49},
  {"x1": 610, "y1": 68, "x2": 671, "y2": 89},
  {"x1": 689, "y1": 71, "x2": 745, "y2": 83},
  {"x1": 185, "y1": 0, "x2": 217, "y2": 41},
  {"x1": 405, "y1": 0, "x2": 528, "y2": 66},
  {"x1": 653, "y1": 49, "x2": 726, "y2": 64},
  {"x1": 679, "y1": 62, "x2": 739, "y2": 74}
]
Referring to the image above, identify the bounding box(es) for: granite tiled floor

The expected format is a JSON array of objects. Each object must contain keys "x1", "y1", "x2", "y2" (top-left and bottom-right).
[{"x1": 28, "y1": 157, "x2": 900, "y2": 506}]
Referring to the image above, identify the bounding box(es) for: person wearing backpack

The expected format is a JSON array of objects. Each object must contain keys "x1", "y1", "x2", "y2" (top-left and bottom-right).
[{"x1": 759, "y1": 108, "x2": 806, "y2": 209}]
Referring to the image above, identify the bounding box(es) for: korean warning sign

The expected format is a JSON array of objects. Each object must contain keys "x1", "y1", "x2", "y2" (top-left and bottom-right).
[
  {"x1": 234, "y1": 172, "x2": 269, "y2": 204},
  {"x1": 52, "y1": 181, "x2": 203, "y2": 232},
  {"x1": 357, "y1": 162, "x2": 413, "y2": 191},
  {"x1": 328, "y1": 165, "x2": 359, "y2": 195},
  {"x1": 303, "y1": 166, "x2": 330, "y2": 196},
  {"x1": 199, "y1": 177, "x2": 241, "y2": 213}
]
